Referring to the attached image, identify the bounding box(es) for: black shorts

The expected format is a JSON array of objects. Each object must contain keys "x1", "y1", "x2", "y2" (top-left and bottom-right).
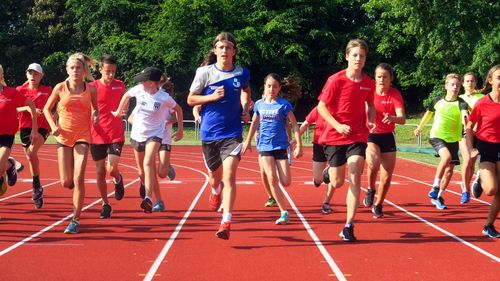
[
  {"x1": 323, "y1": 142, "x2": 367, "y2": 167},
  {"x1": 429, "y1": 138, "x2": 460, "y2": 165},
  {"x1": 312, "y1": 143, "x2": 327, "y2": 162},
  {"x1": 202, "y1": 137, "x2": 242, "y2": 172},
  {"x1": 20, "y1": 128, "x2": 49, "y2": 148},
  {"x1": 90, "y1": 142, "x2": 124, "y2": 161},
  {"x1": 0, "y1": 135, "x2": 15, "y2": 149},
  {"x1": 159, "y1": 144, "x2": 171, "y2": 152},
  {"x1": 131, "y1": 137, "x2": 162, "y2": 152},
  {"x1": 260, "y1": 148, "x2": 288, "y2": 160},
  {"x1": 368, "y1": 132, "x2": 397, "y2": 153},
  {"x1": 476, "y1": 139, "x2": 500, "y2": 163}
]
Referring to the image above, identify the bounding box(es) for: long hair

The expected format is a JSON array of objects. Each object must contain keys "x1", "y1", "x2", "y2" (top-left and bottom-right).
[
  {"x1": 480, "y1": 64, "x2": 500, "y2": 93},
  {"x1": 0, "y1": 64, "x2": 6, "y2": 87},
  {"x1": 263, "y1": 73, "x2": 302, "y2": 103},
  {"x1": 202, "y1": 32, "x2": 238, "y2": 66}
]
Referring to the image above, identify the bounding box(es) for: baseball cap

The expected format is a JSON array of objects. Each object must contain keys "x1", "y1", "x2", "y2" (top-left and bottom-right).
[
  {"x1": 134, "y1": 67, "x2": 163, "y2": 82},
  {"x1": 26, "y1": 63, "x2": 44, "y2": 74}
]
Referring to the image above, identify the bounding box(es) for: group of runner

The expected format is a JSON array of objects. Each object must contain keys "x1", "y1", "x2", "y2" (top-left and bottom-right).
[{"x1": 0, "y1": 32, "x2": 498, "y2": 241}]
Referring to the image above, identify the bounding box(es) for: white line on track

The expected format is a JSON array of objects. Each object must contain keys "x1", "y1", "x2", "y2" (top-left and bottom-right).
[{"x1": 143, "y1": 165, "x2": 209, "y2": 281}]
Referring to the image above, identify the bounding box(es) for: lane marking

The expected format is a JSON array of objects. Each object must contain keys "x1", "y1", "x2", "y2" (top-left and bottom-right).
[{"x1": 144, "y1": 165, "x2": 209, "y2": 281}]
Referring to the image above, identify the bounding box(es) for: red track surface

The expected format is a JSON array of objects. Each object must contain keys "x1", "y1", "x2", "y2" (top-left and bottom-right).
[{"x1": 0, "y1": 145, "x2": 498, "y2": 280}]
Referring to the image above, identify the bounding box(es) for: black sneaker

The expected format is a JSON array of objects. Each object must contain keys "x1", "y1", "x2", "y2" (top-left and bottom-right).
[
  {"x1": 372, "y1": 204, "x2": 384, "y2": 218},
  {"x1": 6, "y1": 157, "x2": 17, "y2": 186},
  {"x1": 363, "y1": 188, "x2": 375, "y2": 207},
  {"x1": 32, "y1": 187, "x2": 44, "y2": 209},
  {"x1": 139, "y1": 182, "x2": 145, "y2": 199},
  {"x1": 100, "y1": 203, "x2": 112, "y2": 218},
  {"x1": 141, "y1": 197, "x2": 153, "y2": 213},
  {"x1": 114, "y1": 174, "x2": 124, "y2": 200},
  {"x1": 321, "y1": 202, "x2": 332, "y2": 214},
  {"x1": 322, "y1": 168, "x2": 330, "y2": 184},
  {"x1": 339, "y1": 224, "x2": 356, "y2": 242},
  {"x1": 472, "y1": 176, "x2": 482, "y2": 198},
  {"x1": 482, "y1": 224, "x2": 500, "y2": 238}
]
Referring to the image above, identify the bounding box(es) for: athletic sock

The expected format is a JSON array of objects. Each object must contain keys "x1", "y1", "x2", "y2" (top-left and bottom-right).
[
  {"x1": 460, "y1": 182, "x2": 467, "y2": 192},
  {"x1": 222, "y1": 212, "x2": 232, "y2": 223},
  {"x1": 437, "y1": 189, "x2": 445, "y2": 198},
  {"x1": 433, "y1": 177, "x2": 441, "y2": 187},
  {"x1": 33, "y1": 175, "x2": 41, "y2": 189}
]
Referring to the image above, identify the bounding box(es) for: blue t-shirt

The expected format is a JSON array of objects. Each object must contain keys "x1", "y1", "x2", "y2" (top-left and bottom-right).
[
  {"x1": 255, "y1": 97, "x2": 292, "y2": 152},
  {"x1": 189, "y1": 64, "x2": 250, "y2": 141}
]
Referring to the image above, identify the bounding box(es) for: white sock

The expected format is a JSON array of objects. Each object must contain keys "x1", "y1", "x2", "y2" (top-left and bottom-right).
[
  {"x1": 460, "y1": 182, "x2": 467, "y2": 192},
  {"x1": 345, "y1": 223, "x2": 352, "y2": 228},
  {"x1": 281, "y1": 210, "x2": 288, "y2": 216},
  {"x1": 433, "y1": 177, "x2": 441, "y2": 187},
  {"x1": 211, "y1": 183, "x2": 222, "y2": 195},
  {"x1": 437, "y1": 189, "x2": 445, "y2": 198},
  {"x1": 222, "y1": 212, "x2": 232, "y2": 223}
]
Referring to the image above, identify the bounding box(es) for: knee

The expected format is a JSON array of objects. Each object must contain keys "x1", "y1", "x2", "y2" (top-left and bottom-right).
[
  {"x1": 332, "y1": 179, "x2": 344, "y2": 189},
  {"x1": 61, "y1": 179, "x2": 73, "y2": 189}
]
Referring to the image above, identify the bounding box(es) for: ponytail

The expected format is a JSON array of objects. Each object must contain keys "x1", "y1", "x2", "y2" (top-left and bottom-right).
[{"x1": 67, "y1": 52, "x2": 96, "y2": 82}]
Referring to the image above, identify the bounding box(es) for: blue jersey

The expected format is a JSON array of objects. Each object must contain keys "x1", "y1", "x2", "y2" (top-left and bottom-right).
[
  {"x1": 190, "y1": 64, "x2": 250, "y2": 141},
  {"x1": 255, "y1": 97, "x2": 292, "y2": 152}
]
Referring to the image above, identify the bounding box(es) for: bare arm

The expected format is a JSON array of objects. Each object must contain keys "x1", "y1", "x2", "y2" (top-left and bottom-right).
[
  {"x1": 240, "y1": 86, "x2": 251, "y2": 123},
  {"x1": 187, "y1": 86, "x2": 224, "y2": 106},
  {"x1": 192, "y1": 105, "x2": 201, "y2": 124},
  {"x1": 43, "y1": 84, "x2": 62, "y2": 136},
  {"x1": 172, "y1": 104, "x2": 184, "y2": 141},
  {"x1": 287, "y1": 111, "x2": 303, "y2": 158},
  {"x1": 111, "y1": 92, "x2": 131, "y2": 118},
  {"x1": 242, "y1": 113, "x2": 260, "y2": 154},
  {"x1": 90, "y1": 84, "x2": 99, "y2": 124}
]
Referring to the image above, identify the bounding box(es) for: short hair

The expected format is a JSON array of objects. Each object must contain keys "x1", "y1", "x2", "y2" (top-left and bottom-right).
[
  {"x1": 445, "y1": 73, "x2": 462, "y2": 83},
  {"x1": 345, "y1": 39, "x2": 369, "y2": 56},
  {"x1": 99, "y1": 54, "x2": 117, "y2": 67}
]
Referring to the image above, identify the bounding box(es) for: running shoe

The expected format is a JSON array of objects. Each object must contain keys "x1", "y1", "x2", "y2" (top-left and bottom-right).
[
  {"x1": 287, "y1": 147, "x2": 292, "y2": 165},
  {"x1": 208, "y1": 192, "x2": 222, "y2": 211},
  {"x1": 0, "y1": 174, "x2": 8, "y2": 197},
  {"x1": 32, "y1": 187, "x2": 44, "y2": 209},
  {"x1": 6, "y1": 157, "x2": 18, "y2": 186},
  {"x1": 168, "y1": 165, "x2": 176, "y2": 181},
  {"x1": 472, "y1": 177, "x2": 482, "y2": 198},
  {"x1": 152, "y1": 200, "x2": 165, "y2": 212},
  {"x1": 14, "y1": 159, "x2": 24, "y2": 172},
  {"x1": 431, "y1": 197, "x2": 447, "y2": 210},
  {"x1": 372, "y1": 204, "x2": 384, "y2": 218},
  {"x1": 139, "y1": 182, "x2": 145, "y2": 199},
  {"x1": 460, "y1": 191, "x2": 470, "y2": 204},
  {"x1": 428, "y1": 186, "x2": 439, "y2": 199},
  {"x1": 140, "y1": 197, "x2": 153, "y2": 213},
  {"x1": 321, "y1": 202, "x2": 332, "y2": 214},
  {"x1": 275, "y1": 211, "x2": 290, "y2": 225},
  {"x1": 482, "y1": 224, "x2": 500, "y2": 238},
  {"x1": 100, "y1": 203, "x2": 112, "y2": 218},
  {"x1": 216, "y1": 222, "x2": 231, "y2": 240},
  {"x1": 114, "y1": 174, "x2": 124, "y2": 200},
  {"x1": 322, "y1": 168, "x2": 330, "y2": 184},
  {"x1": 313, "y1": 179, "x2": 321, "y2": 188},
  {"x1": 264, "y1": 197, "x2": 277, "y2": 207},
  {"x1": 64, "y1": 219, "x2": 80, "y2": 234},
  {"x1": 363, "y1": 188, "x2": 375, "y2": 207},
  {"x1": 339, "y1": 224, "x2": 356, "y2": 242}
]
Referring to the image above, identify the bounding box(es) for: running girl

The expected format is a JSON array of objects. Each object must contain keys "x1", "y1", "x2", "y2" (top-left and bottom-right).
[
  {"x1": 363, "y1": 63, "x2": 405, "y2": 218},
  {"x1": 242, "y1": 73, "x2": 303, "y2": 225}
]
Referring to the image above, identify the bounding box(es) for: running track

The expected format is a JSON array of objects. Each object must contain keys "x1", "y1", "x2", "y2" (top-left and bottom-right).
[{"x1": 0, "y1": 145, "x2": 498, "y2": 280}]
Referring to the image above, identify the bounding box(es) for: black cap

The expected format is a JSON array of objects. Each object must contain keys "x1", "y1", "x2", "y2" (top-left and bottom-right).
[{"x1": 134, "y1": 67, "x2": 163, "y2": 82}]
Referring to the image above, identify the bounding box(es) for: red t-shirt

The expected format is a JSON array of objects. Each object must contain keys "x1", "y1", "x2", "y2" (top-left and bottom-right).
[
  {"x1": 305, "y1": 106, "x2": 326, "y2": 144},
  {"x1": 90, "y1": 79, "x2": 126, "y2": 144},
  {"x1": 16, "y1": 83, "x2": 52, "y2": 130},
  {"x1": 0, "y1": 87, "x2": 27, "y2": 135},
  {"x1": 318, "y1": 70, "x2": 375, "y2": 145},
  {"x1": 372, "y1": 87, "x2": 404, "y2": 134},
  {"x1": 469, "y1": 94, "x2": 500, "y2": 143}
]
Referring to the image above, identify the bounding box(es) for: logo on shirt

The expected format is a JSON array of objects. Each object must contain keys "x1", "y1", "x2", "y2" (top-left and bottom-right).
[
  {"x1": 112, "y1": 87, "x2": 123, "y2": 90},
  {"x1": 37, "y1": 92, "x2": 49, "y2": 96},
  {"x1": 154, "y1": 102, "x2": 161, "y2": 111},
  {"x1": 360, "y1": 87, "x2": 371, "y2": 91},
  {"x1": 233, "y1": 78, "x2": 241, "y2": 88},
  {"x1": 0, "y1": 98, "x2": 12, "y2": 102}
]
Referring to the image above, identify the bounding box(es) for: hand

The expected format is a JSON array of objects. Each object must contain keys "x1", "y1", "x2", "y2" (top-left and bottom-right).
[
  {"x1": 368, "y1": 122, "x2": 376, "y2": 133},
  {"x1": 35, "y1": 108, "x2": 43, "y2": 117},
  {"x1": 194, "y1": 116, "x2": 201, "y2": 124},
  {"x1": 335, "y1": 124, "x2": 351, "y2": 135},
  {"x1": 471, "y1": 148, "x2": 479, "y2": 158},
  {"x1": 240, "y1": 111, "x2": 250, "y2": 123},
  {"x1": 172, "y1": 130, "x2": 183, "y2": 142},
  {"x1": 92, "y1": 110, "x2": 99, "y2": 124},
  {"x1": 293, "y1": 146, "x2": 303, "y2": 159},
  {"x1": 242, "y1": 141, "x2": 251, "y2": 154},
  {"x1": 382, "y1": 113, "x2": 392, "y2": 124},
  {"x1": 210, "y1": 86, "x2": 225, "y2": 102},
  {"x1": 414, "y1": 128, "x2": 421, "y2": 137},
  {"x1": 51, "y1": 127, "x2": 60, "y2": 137}
]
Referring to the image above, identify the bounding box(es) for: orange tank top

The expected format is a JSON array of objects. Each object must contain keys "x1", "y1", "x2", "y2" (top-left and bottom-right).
[{"x1": 55, "y1": 81, "x2": 92, "y2": 146}]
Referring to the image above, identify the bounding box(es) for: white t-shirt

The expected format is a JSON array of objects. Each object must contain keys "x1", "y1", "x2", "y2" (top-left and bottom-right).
[{"x1": 127, "y1": 84, "x2": 177, "y2": 142}]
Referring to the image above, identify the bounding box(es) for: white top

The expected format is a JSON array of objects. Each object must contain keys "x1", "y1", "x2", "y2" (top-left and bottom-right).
[{"x1": 127, "y1": 84, "x2": 177, "y2": 142}]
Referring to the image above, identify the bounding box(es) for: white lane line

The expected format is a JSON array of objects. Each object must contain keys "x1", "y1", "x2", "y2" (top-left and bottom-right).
[
  {"x1": 0, "y1": 181, "x2": 60, "y2": 202},
  {"x1": 143, "y1": 165, "x2": 209, "y2": 281},
  {"x1": 0, "y1": 178, "x2": 140, "y2": 257}
]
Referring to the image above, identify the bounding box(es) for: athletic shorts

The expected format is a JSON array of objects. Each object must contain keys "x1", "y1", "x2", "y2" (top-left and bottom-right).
[
  {"x1": 429, "y1": 138, "x2": 460, "y2": 165},
  {"x1": 476, "y1": 139, "x2": 500, "y2": 163},
  {"x1": 323, "y1": 142, "x2": 367, "y2": 167},
  {"x1": 260, "y1": 148, "x2": 288, "y2": 160},
  {"x1": 159, "y1": 144, "x2": 171, "y2": 152},
  {"x1": 20, "y1": 128, "x2": 49, "y2": 148},
  {"x1": 202, "y1": 137, "x2": 242, "y2": 172},
  {"x1": 131, "y1": 137, "x2": 162, "y2": 152},
  {"x1": 368, "y1": 132, "x2": 396, "y2": 153},
  {"x1": 0, "y1": 135, "x2": 15, "y2": 149},
  {"x1": 90, "y1": 142, "x2": 124, "y2": 161},
  {"x1": 57, "y1": 141, "x2": 89, "y2": 148},
  {"x1": 312, "y1": 143, "x2": 327, "y2": 162}
]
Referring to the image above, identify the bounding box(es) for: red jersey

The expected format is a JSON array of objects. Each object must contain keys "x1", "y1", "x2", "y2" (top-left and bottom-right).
[
  {"x1": 469, "y1": 94, "x2": 500, "y2": 143},
  {"x1": 372, "y1": 87, "x2": 404, "y2": 134},
  {"x1": 318, "y1": 70, "x2": 375, "y2": 145},
  {"x1": 0, "y1": 87, "x2": 26, "y2": 135},
  {"x1": 16, "y1": 82, "x2": 52, "y2": 130},
  {"x1": 304, "y1": 106, "x2": 326, "y2": 144},
  {"x1": 89, "y1": 79, "x2": 126, "y2": 144}
]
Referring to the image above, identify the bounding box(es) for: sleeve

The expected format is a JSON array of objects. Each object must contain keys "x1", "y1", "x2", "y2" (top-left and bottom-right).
[
  {"x1": 189, "y1": 67, "x2": 207, "y2": 94},
  {"x1": 427, "y1": 96, "x2": 441, "y2": 112},
  {"x1": 468, "y1": 103, "x2": 480, "y2": 124},
  {"x1": 127, "y1": 84, "x2": 141, "y2": 98},
  {"x1": 14, "y1": 89, "x2": 27, "y2": 107},
  {"x1": 458, "y1": 98, "x2": 469, "y2": 111},
  {"x1": 254, "y1": 100, "x2": 261, "y2": 116},
  {"x1": 318, "y1": 76, "x2": 338, "y2": 105},
  {"x1": 282, "y1": 99, "x2": 292, "y2": 117},
  {"x1": 392, "y1": 89, "x2": 404, "y2": 109},
  {"x1": 305, "y1": 107, "x2": 318, "y2": 123},
  {"x1": 166, "y1": 95, "x2": 178, "y2": 109},
  {"x1": 241, "y1": 68, "x2": 250, "y2": 89}
]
